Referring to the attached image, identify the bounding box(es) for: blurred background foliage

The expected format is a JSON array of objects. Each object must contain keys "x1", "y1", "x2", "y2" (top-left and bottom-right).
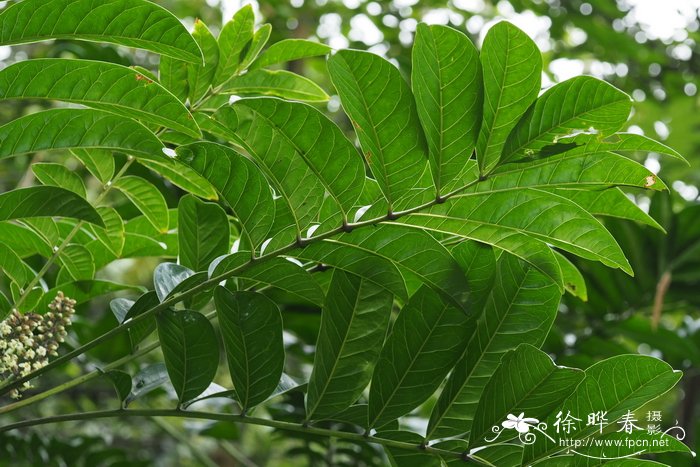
[{"x1": 0, "y1": 0, "x2": 699, "y2": 465}]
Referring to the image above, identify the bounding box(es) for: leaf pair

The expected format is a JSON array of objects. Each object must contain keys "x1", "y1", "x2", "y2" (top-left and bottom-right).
[{"x1": 151, "y1": 261, "x2": 286, "y2": 410}]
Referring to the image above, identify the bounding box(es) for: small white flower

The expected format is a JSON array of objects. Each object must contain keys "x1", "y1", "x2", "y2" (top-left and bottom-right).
[{"x1": 502, "y1": 413, "x2": 540, "y2": 434}]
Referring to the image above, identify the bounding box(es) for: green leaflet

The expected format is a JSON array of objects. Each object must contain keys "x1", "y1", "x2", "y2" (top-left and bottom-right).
[
  {"x1": 112, "y1": 176, "x2": 170, "y2": 233},
  {"x1": 124, "y1": 363, "x2": 170, "y2": 406},
  {"x1": 382, "y1": 430, "x2": 441, "y2": 466},
  {"x1": 305, "y1": 270, "x2": 393, "y2": 421},
  {"x1": 0, "y1": 222, "x2": 52, "y2": 258},
  {"x1": 522, "y1": 355, "x2": 682, "y2": 464},
  {"x1": 22, "y1": 218, "x2": 61, "y2": 248},
  {"x1": 368, "y1": 286, "x2": 471, "y2": 429},
  {"x1": 222, "y1": 69, "x2": 329, "y2": 102},
  {"x1": 157, "y1": 309, "x2": 219, "y2": 404},
  {"x1": 250, "y1": 39, "x2": 331, "y2": 70},
  {"x1": 239, "y1": 24, "x2": 272, "y2": 71},
  {"x1": 214, "y1": 287, "x2": 285, "y2": 411},
  {"x1": 522, "y1": 132, "x2": 687, "y2": 164},
  {"x1": 32, "y1": 163, "x2": 87, "y2": 198},
  {"x1": 451, "y1": 241, "x2": 497, "y2": 313},
  {"x1": 215, "y1": 104, "x2": 325, "y2": 234},
  {"x1": 159, "y1": 55, "x2": 189, "y2": 103},
  {"x1": 297, "y1": 225, "x2": 470, "y2": 310},
  {"x1": 187, "y1": 20, "x2": 219, "y2": 103},
  {"x1": 71, "y1": 149, "x2": 114, "y2": 184},
  {"x1": 548, "y1": 187, "x2": 664, "y2": 231},
  {"x1": 501, "y1": 76, "x2": 633, "y2": 163},
  {"x1": 426, "y1": 253, "x2": 561, "y2": 440},
  {"x1": 554, "y1": 251, "x2": 588, "y2": 301},
  {"x1": 0, "y1": 186, "x2": 103, "y2": 226},
  {"x1": 484, "y1": 151, "x2": 666, "y2": 192},
  {"x1": 154, "y1": 263, "x2": 194, "y2": 302},
  {"x1": 328, "y1": 49, "x2": 430, "y2": 208},
  {"x1": 176, "y1": 142, "x2": 275, "y2": 249},
  {"x1": 177, "y1": 195, "x2": 229, "y2": 272},
  {"x1": 0, "y1": 109, "x2": 165, "y2": 161},
  {"x1": 477, "y1": 21, "x2": 542, "y2": 173},
  {"x1": 123, "y1": 291, "x2": 159, "y2": 351},
  {"x1": 59, "y1": 244, "x2": 95, "y2": 281},
  {"x1": 412, "y1": 23, "x2": 482, "y2": 195},
  {"x1": 214, "y1": 4, "x2": 255, "y2": 86},
  {"x1": 0, "y1": 243, "x2": 32, "y2": 286},
  {"x1": 104, "y1": 370, "x2": 132, "y2": 405},
  {"x1": 398, "y1": 188, "x2": 632, "y2": 276},
  {"x1": 0, "y1": 59, "x2": 200, "y2": 138},
  {"x1": 138, "y1": 157, "x2": 218, "y2": 201},
  {"x1": 237, "y1": 258, "x2": 324, "y2": 306},
  {"x1": 0, "y1": 0, "x2": 202, "y2": 63},
  {"x1": 468, "y1": 344, "x2": 584, "y2": 447},
  {"x1": 229, "y1": 98, "x2": 366, "y2": 218},
  {"x1": 292, "y1": 241, "x2": 407, "y2": 300}
]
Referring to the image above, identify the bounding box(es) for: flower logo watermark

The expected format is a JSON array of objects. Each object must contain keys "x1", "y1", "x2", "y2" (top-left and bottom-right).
[
  {"x1": 502, "y1": 412, "x2": 539, "y2": 433},
  {"x1": 482, "y1": 409, "x2": 691, "y2": 461}
]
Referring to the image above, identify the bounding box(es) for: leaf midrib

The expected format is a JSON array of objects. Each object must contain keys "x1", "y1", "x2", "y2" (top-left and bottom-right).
[
  {"x1": 369, "y1": 301, "x2": 452, "y2": 429},
  {"x1": 307, "y1": 277, "x2": 366, "y2": 419},
  {"x1": 426, "y1": 269, "x2": 532, "y2": 439}
]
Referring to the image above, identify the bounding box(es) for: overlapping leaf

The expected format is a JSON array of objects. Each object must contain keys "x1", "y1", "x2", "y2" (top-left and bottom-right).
[
  {"x1": 0, "y1": 109, "x2": 164, "y2": 160},
  {"x1": 368, "y1": 286, "x2": 471, "y2": 429},
  {"x1": 59, "y1": 244, "x2": 95, "y2": 281},
  {"x1": 214, "y1": 287, "x2": 285, "y2": 411},
  {"x1": 306, "y1": 270, "x2": 393, "y2": 421},
  {"x1": 522, "y1": 355, "x2": 682, "y2": 464},
  {"x1": 477, "y1": 21, "x2": 542, "y2": 173},
  {"x1": 177, "y1": 142, "x2": 275, "y2": 249},
  {"x1": 113, "y1": 176, "x2": 169, "y2": 233},
  {"x1": 0, "y1": 59, "x2": 200, "y2": 137},
  {"x1": 214, "y1": 5, "x2": 255, "y2": 86},
  {"x1": 239, "y1": 24, "x2": 272, "y2": 71},
  {"x1": 214, "y1": 104, "x2": 327, "y2": 233},
  {"x1": 483, "y1": 151, "x2": 665, "y2": 192},
  {"x1": 0, "y1": 222, "x2": 52, "y2": 258},
  {"x1": 469, "y1": 344, "x2": 584, "y2": 447},
  {"x1": 157, "y1": 309, "x2": 219, "y2": 404},
  {"x1": 412, "y1": 24, "x2": 482, "y2": 195},
  {"x1": 426, "y1": 253, "x2": 561, "y2": 440},
  {"x1": 238, "y1": 258, "x2": 324, "y2": 306},
  {"x1": 501, "y1": 76, "x2": 632, "y2": 162},
  {"x1": 328, "y1": 49, "x2": 430, "y2": 208},
  {"x1": 531, "y1": 132, "x2": 686, "y2": 164},
  {"x1": 0, "y1": 0, "x2": 202, "y2": 62},
  {"x1": 296, "y1": 225, "x2": 470, "y2": 309},
  {"x1": 228, "y1": 98, "x2": 366, "y2": 218},
  {"x1": 250, "y1": 39, "x2": 331, "y2": 70},
  {"x1": 548, "y1": 187, "x2": 663, "y2": 230},
  {"x1": 222, "y1": 69, "x2": 329, "y2": 102},
  {"x1": 71, "y1": 149, "x2": 114, "y2": 184},
  {"x1": 398, "y1": 188, "x2": 631, "y2": 275},
  {"x1": 0, "y1": 244, "x2": 32, "y2": 286},
  {"x1": 32, "y1": 163, "x2": 87, "y2": 198},
  {"x1": 138, "y1": 157, "x2": 218, "y2": 200},
  {"x1": 187, "y1": 20, "x2": 219, "y2": 103},
  {"x1": 178, "y1": 195, "x2": 229, "y2": 272},
  {"x1": 0, "y1": 186, "x2": 103, "y2": 226}
]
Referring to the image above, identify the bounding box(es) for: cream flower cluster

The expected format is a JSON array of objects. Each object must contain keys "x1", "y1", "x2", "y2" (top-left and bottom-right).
[{"x1": 0, "y1": 292, "x2": 76, "y2": 399}]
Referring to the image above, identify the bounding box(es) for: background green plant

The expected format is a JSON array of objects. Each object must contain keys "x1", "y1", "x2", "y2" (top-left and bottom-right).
[{"x1": 0, "y1": 0, "x2": 698, "y2": 466}]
